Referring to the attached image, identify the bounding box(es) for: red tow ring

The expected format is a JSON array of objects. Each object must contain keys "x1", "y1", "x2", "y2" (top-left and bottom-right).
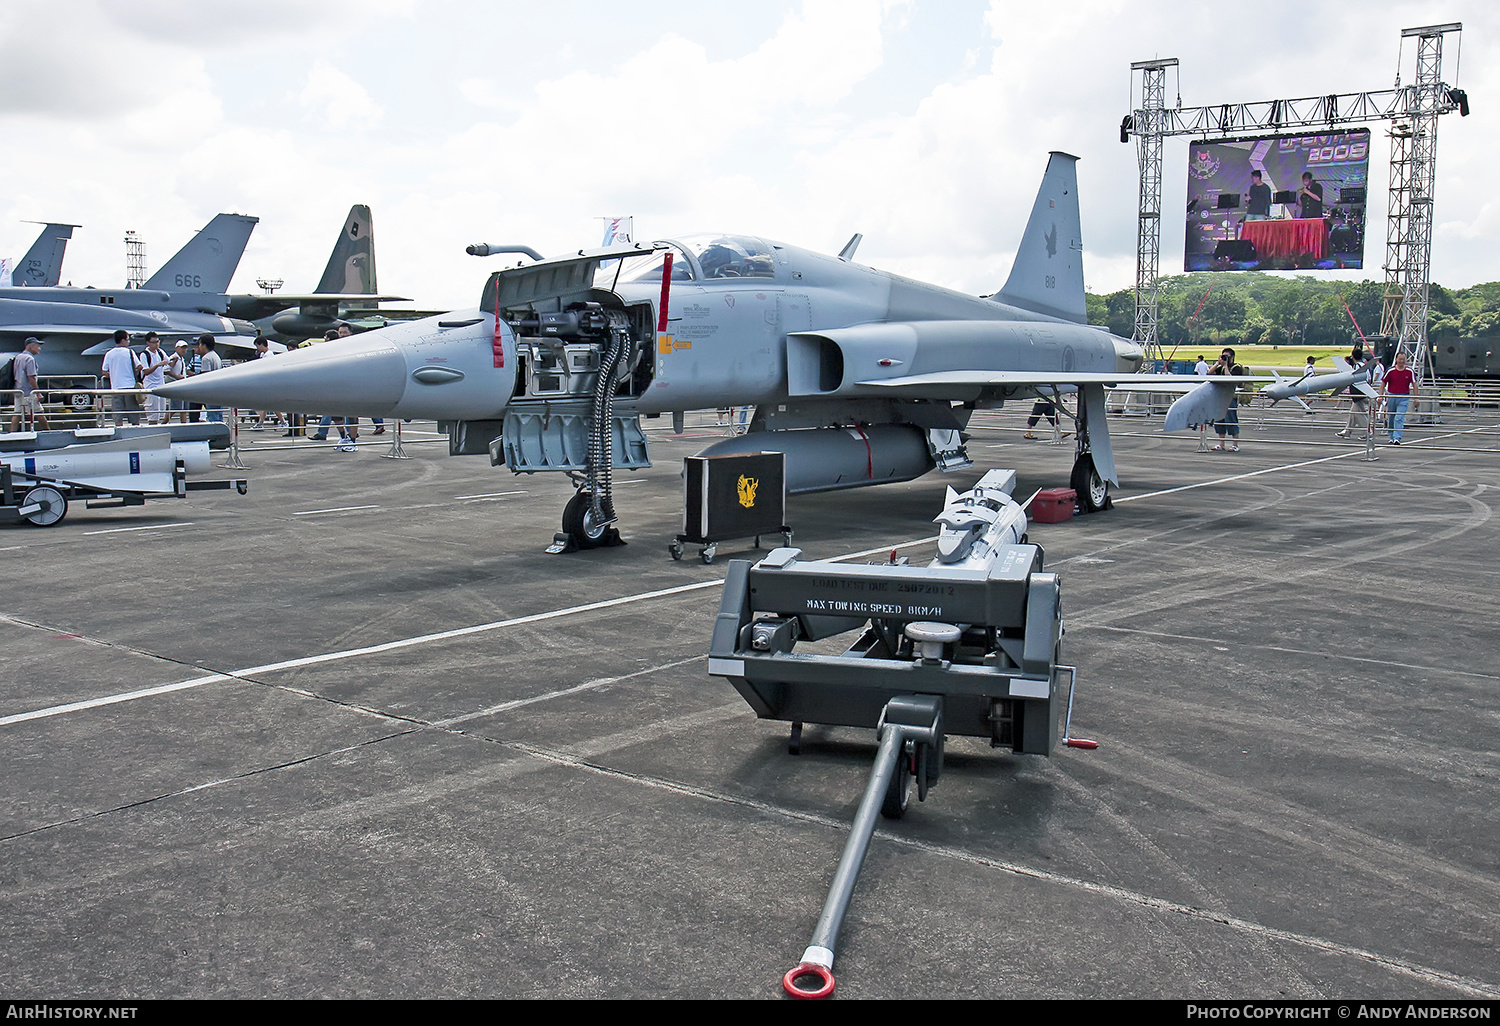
[{"x1": 783, "y1": 962, "x2": 836, "y2": 1000}]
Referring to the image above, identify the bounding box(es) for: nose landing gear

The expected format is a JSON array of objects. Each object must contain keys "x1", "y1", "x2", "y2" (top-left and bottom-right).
[{"x1": 547, "y1": 487, "x2": 625, "y2": 553}]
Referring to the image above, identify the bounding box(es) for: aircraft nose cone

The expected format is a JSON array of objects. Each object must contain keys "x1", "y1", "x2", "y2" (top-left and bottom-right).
[{"x1": 155, "y1": 335, "x2": 407, "y2": 416}]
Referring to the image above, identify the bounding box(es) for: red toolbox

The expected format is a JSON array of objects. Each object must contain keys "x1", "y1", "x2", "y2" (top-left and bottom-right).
[{"x1": 1031, "y1": 487, "x2": 1077, "y2": 523}]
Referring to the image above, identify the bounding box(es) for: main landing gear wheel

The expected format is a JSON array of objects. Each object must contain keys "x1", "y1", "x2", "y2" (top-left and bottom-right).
[
  {"x1": 1070, "y1": 454, "x2": 1110, "y2": 513},
  {"x1": 23, "y1": 485, "x2": 67, "y2": 526}
]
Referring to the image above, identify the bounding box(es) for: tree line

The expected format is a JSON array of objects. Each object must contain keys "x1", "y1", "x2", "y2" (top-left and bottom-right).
[{"x1": 1086, "y1": 274, "x2": 1500, "y2": 349}]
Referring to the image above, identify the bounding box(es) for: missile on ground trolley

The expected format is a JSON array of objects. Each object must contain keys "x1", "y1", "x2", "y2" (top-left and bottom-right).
[
  {"x1": 0, "y1": 432, "x2": 244, "y2": 526},
  {"x1": 707, "y1": 468, "x2": 1094, "y2": 997}
]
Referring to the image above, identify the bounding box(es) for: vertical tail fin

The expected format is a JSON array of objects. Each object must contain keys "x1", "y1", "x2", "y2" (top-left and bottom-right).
[
  {"x1": 12, "y1": 222, "x2": 78, "y2": 286},
  {"x1": 143, "y1": 213, "x2": 258, "y2": 293},
  {"x1": 991, "y1": 152, "x2": 1087, "y2": 324},
  {"x1": 314, "y1": 205, "x2": 377, "y2": 294}
]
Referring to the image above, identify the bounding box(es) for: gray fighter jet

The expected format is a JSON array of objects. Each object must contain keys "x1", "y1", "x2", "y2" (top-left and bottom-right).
[
  {"x1": 225, "y1": 204, "x2": 407, "y2": 341},
  {"x1": 7, "y1": 222, "x2": 79, "y2": 287},
  {"x1": 155, "y1": 153, "x2": 1287, "y2": 549},
  {"x1": 1, "y1": 213, "x2": 260, "y2": 380}
]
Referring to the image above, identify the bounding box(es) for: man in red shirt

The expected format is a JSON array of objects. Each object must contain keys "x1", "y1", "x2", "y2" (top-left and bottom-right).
[{"x1": 1382, "y1": 350, "x2": 1415, "y2": 445}]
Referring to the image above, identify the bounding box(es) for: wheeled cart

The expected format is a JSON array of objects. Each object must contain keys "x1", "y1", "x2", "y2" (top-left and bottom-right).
[{"x1": 670, "y1": 450, "x2": 791, "y2": 564}]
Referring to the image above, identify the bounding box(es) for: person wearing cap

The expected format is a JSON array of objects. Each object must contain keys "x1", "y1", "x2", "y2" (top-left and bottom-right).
[
  {"x1": 101, "y1": 328, "x2": 141, "y2": 425},
  {"x1": 164, "y1": 341, "x2": 192, "y2": 422},
  {"x1": 138, "y1": 331, "x2": 171, "y2": 425},
  {"x1": 8, "y1": 336, "x2": 49, "y2": 431}
]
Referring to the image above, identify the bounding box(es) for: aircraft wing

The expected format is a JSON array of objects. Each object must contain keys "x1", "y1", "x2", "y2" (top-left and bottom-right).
[
  {"x1": 859, "y1": 370, "x2": 1261, "y2": 392},
  {"x1": 268, "y1": 293, "x2": 412, "y2": 304},
  {"x1": 4, "y1": 325, "x2": 128, "y2": 341},
  {"x1": 78, "y1": 332, "x2": 258, "y2": 356},
  {"x1": 860, "y1": 370, "x2": 1277, "y2": 434},
  {"x1": 2, "y1": 326, "x2": 250, "y2": 351}
]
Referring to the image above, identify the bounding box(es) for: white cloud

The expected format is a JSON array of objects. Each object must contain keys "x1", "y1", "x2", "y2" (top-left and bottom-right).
[
  {"x1": 3, "y1": 0, "x2": 1497, "y2": 311},
  {"x1": 299, "y1": 60, "x2": 384, "y2": 129}
]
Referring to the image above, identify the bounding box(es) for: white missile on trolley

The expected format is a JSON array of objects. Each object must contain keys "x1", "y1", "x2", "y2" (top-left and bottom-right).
[
  {"x1": 1, "y1": 431, "x2": 245, "y2": 527},
  {"x1": 1, "y1": 433, "x2": 185, "y2": 495},
  {"x1": 1262, "y1": 357, "x2": 1376, "y2": 404},
  {"x1": 931, "y1": 468, "x2": 1030, "y2": 569}
]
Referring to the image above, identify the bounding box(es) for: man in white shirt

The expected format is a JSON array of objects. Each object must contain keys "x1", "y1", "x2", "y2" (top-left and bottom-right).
[
  {"x1": 164, "y1": 341, "x2": 191, "y2": 422},
  {"x1": 101, "y1": 329, "x2": 141, "y2": 425},
  {"x1": 138, "y1": 331, "x2": 171, "y2": 424},
  {"x1": 1194, "y1": 355, "x2": 1210, "y2": 376}
]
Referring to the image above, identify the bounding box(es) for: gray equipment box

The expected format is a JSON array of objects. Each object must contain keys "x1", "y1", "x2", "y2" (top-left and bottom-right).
[{"x1": 708, "y1": 547, "x2": 1063, "y2": 755}]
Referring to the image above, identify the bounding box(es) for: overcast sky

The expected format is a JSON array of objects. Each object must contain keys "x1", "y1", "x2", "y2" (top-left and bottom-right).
[{"x1": 1, "y1": 0, "x2": 1492, "y2": 311}]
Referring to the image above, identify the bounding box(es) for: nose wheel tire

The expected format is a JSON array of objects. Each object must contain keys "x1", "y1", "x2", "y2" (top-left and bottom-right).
[
  {"x1": 22, "y1": 485, "x2": 68, "y2": 526},
  {"x1": 1070, "y1": 454, "x2": 1110, "y2": 513},
  {"x1": 562, "y1": 490, "x2": 609, "y2": 549},
  {"x1": 560, "y1": 489, "x2": 624, "y2": 550}
]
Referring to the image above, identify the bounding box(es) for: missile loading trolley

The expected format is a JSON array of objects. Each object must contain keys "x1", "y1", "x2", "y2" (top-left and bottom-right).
[{"x1": 707, "y1": 470, "x2": 1095, "y2": 998}]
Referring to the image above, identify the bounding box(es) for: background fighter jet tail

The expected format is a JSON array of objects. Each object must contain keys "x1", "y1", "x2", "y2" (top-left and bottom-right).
[
  {"x1": 313, "y1": 204, "x2": 377, "y2": 295},
  {"x1": 10, "y1": 222, "x2": 78, "y2": 287},
  {"x1": 142, "y1": 213, "x2": 259, "y2": 294},
  {"x1": 990, "y1": 152, "x2": 1087, "y2": 325}
]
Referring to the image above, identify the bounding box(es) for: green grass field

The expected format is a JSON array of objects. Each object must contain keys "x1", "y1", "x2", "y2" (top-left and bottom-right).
[{"x1": 1159, "y1": 345, "x2": 1353, "y2": 372}]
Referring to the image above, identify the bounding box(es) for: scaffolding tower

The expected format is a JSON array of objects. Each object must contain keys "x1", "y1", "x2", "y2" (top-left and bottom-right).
[
  {"x1": 1130, "y1": 59, "x2": 1175, "y2": 358},
  {"x1": 125, "y1": 230, "x2": 146, "y2": 289},
  {"x1": 1379, "y1": 24, "x2": 1464, "y2": 391},
  {"x1": 1124, "y1": 23, "x2": 1466, "y2": 386}
]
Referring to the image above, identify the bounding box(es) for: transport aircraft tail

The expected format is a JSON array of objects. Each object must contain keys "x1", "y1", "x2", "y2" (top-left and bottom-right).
[
  {"x1": 990, "y1": 152, "x2": 1088, "y2": 325},
  {"x1": 314, "y1": 205, "x2": 377, "y2": 295},
  {"x1": 143, "y1": 213, "x2": 259, "y2": 294}
]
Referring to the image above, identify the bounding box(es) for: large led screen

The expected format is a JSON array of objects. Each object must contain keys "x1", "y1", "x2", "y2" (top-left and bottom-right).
[{"x1": 1184, "y1": 130, "x2": 1370, "y2": 272}]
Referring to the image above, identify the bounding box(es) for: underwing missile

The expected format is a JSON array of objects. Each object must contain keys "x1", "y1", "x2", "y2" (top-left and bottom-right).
[{"x1": 1261, "y1": 358, "x2": 1375, "y2": 403}]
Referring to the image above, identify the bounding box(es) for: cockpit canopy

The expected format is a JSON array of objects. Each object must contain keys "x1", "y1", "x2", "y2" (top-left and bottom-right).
[{"x1": 597, "y1": 234, "x2": 777, "y2": 286}]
